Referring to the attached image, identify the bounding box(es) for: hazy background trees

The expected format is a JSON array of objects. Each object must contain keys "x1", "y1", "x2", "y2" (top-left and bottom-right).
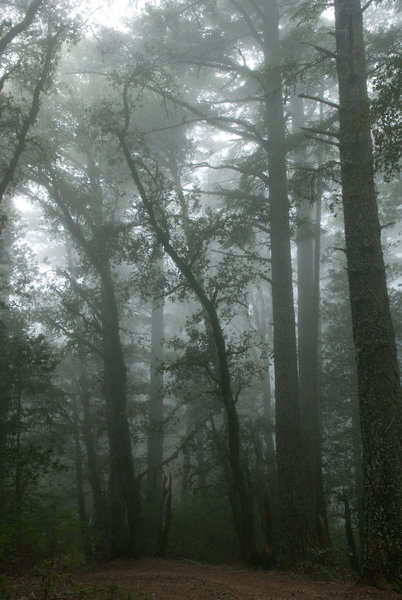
[{"x1": 0, "y1": 0, "x2": 401, "y2": 587}]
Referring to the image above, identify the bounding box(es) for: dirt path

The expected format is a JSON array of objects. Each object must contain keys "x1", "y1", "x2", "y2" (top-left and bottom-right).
[{"x1": 80, "y1": 558, "x2": 400, "y2": 599}]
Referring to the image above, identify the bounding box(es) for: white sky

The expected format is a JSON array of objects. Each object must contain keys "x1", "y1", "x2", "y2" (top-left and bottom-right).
[{"x1": 84, "y1": 0, "x2": 141, "y2": 30}]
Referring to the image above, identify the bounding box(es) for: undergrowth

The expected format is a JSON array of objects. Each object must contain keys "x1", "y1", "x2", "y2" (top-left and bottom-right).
[{"x1": 0, "y1": 562, "x2": 151, "y2": 600}]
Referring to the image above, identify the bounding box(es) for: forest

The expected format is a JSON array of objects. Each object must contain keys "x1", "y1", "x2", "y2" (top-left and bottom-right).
[{"x1": 0, "y1": 0, "x2": 401, "y2": 596}]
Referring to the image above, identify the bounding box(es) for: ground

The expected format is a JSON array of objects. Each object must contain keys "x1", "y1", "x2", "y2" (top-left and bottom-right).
[{"x1": 79, "y1": 558, "x2": 401, "y2": 599}]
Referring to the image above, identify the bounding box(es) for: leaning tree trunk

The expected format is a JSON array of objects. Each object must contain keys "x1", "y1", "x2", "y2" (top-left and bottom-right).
[
  {"x1": 334, "y1": 0, "x2": 402, "y2": 586},
  {"x1": 263, "y1": 0, "x2": 315, "y2": 567},
  {"x1": 119, "y1": 134, "x2": 267, "y2": 567}
]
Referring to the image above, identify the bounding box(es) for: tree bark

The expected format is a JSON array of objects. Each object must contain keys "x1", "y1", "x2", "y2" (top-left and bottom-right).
[
  {"x1": 343, "y1": 495, "x2": 360, "y2": 574},
  {"x1": 79, "y1": 361, "x2": 107, "y2": 534},
  {"x1": 334, "y1": 0, "x2": 402, "y2": 586},
  {"x1": 263, "y1": 0, "x2": 315, "y2": 566},
  {"x1": 44, "y1": 169, "x2": 145, "y2": 559},
  {"x1": 99, "y1": 259, "x2": 145, "y2": 558},
  {"x1": 146, "y1": 249, "x2": 165, "y2": 501},
  {"x1": 292, "y1": 96, "x2": 330, "y2": 549},
  {"x1": 71, "y1": 388, "x2": 90, "y2": 555}
]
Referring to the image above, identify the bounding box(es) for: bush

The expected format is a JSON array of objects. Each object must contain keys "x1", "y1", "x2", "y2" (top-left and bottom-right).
[
  {"x1": 168, "y1": 494, "x2": 239, "y2": 564},
  {"x1": 0, "y1": 496, "x2": 83, "y2": 569}
]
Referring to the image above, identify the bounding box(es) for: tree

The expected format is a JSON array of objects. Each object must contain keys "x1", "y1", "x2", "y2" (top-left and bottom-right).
[
  {"x1": 28, "y1": 115, "x2": 146, "y2": 557},
  {"x1": 260, "y1": 0, "x2": 316, "y2": 565},
  {"x1": 0, "y1": 1, "x2": 77, "y2": 205},
  {"x1": 292, "y1": 95, "x2": 330, "y2": 550},
  {"x1": 371, "y1": 53, "x2": 402, "y2": 179},
  {"x1": 118, "y1": 126, "x2": 270, "y2": 565},
  {"x1": 127, "y1": 0, "x2": 319, "y2": 566},
  {"x1": 334, "y1": 0, "x2": 402, "y2": 587}
]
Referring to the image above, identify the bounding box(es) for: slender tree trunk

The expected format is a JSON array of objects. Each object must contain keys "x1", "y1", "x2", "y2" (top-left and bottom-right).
[
  {"x1": 71, "y1": 389, "x2": 90, "y2": 554},
  {"x1": 79, "y1": 362, "x2": 107, "y2": 533},
  {"x1": 343, "y1": 495, "x2": 360, "y2": 573},
  {"x1": 145, "y1": 248, "x2": 166, "y2": 555},
  {"x1": 146, "y1": 249, "x2": 164, "y2": 500},
  {"x1": 0, "y1": 203, "x2": 11, "y2": 513},
  {"x1": 263, "y1": 0, "x2": 315, "y2": 566},
  {"x1": 155, "y1": 473, "x2": 172, "y2": 558},
  {"x1": 252, "y1": 287, "x2": 279, "y2": 539},
  {"x1": 292, "y1": 97, "x2": 330, "y2": 549},
  {"x1": 14, "y1": 369, "x2": 23, "y2": 510},
  {"x1": 0, "y1": 351, "x2": 8, "y2": 514},
  {"x1": 334, "y1": 0, "x2": 402, "y2": 586},
  {"x1": 181, "y1": 407, "x2": 192, "y2": 503},
  {"x1": 351, "y1": 392, "x2": 364, "y2": 554}
]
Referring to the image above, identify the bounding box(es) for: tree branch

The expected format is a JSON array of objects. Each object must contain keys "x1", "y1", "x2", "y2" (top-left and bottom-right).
[
  {"x1": 0, "y1": 0, "x2": 44, "y2": 55},
  {"x1": 229, "y1": 0, "x2": 265, "y2": 49},
  {"x1": 301, "y1": 41, "x2": 336, "y2": 59},
  {"x1": 299, "y1": 93, "x2": 339, "y2": 109},
  {"x1": 0, "y1": 29, "x2": 61, "y2": 202},
  {"x1": 300, "y1": 126, "x2": 340, "y2": 138}
]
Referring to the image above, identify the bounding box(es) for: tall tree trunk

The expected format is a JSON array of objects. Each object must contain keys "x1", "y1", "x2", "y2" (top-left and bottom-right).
[
  {"x1": 0, "y1": 203, "x2": 11, "y2": 515},
  {"x1": 100, "y1": 259, "x2": 145, "y2": 558},
  {"x1": 334, "y1": 0, "x2": 402, "y2": 586},
  {"x1": 263, "y1": 0, "x2": 315, "y2": 566},
  {"x1": 351, "y1": 391, "x2": 364, "y2": 555},
  {"x1": 146, "y1": 249, "x2": 164, "y2": 501},
  {"x1": 48, "y1": 166, "x2": 146, "y2": 559},
  {"x1": 71, "y1": 388, "x2": 90, "y2": 555},
  {"x1": 146, "y1": 247, "x2": 166, "y2": 555},
  {"x1": 252, "y1": 287, "x2": 279, "y2": 539},
  {"x1": 79, "y1": 361, "x2": 107, "y2": 534},
  {"x1": 292, "y1": 96, "x2": 330, "y2": 549},
  {"x1": 14, "y1": 368, "x2": 23, "y2": 510},
  {"x1": 343, "y1": 494, "x2": 360, "y2": 574}
]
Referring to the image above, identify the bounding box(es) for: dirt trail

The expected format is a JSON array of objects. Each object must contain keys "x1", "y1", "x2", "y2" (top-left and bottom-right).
[{"x1": 80, "y1": 558, "x2": 400, "y2": 599}]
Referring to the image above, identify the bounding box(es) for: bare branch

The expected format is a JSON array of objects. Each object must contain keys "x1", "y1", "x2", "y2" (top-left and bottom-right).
[
  {"x1": 193, "y1": 161, "x2": 269, "y2": 185},
  {"x1": 229, "y1": 0, "x2": 265, "y2": 49},
  {"x1": 137, "y1": 424, "x2": 203, "y2": 484},
  {"x1": 361, "y1": 0, "x2": 375, "y2": 11},
  {"x1": 299, "y1": 93, "x2": 339, "y2": 109},
  {"x1": 300, "y1": 126, "x2": 340, "y2": 138},
  {"x1": 303, "y1": 134, "x2": 340, "y2": 148},
  {"x1": 301, "y1": 41, "x2": 336, "y2": 59}
]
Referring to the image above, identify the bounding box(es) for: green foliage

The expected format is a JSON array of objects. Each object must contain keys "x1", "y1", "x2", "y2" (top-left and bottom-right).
[
  {"x1": 295, "y1": 543, "x2": 354, "y2": 581},
  {"x1": 0, "y1": 574, "x2": 14, "y2": 600},
  {"x1": 371, "y1": 53, "x2": 402, "y2": 180},
  {"x1": 0, "y1": 315, "x2": 67, "y2": 514},
  {"x1": 0, "y1": 497, "x2": 82, "y2": 568},
  {"x1": 168, "y1": 495, "x2": 239, "y2": 563}
]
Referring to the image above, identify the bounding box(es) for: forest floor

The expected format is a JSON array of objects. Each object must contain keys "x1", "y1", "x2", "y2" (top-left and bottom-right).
[{"x1": 78, "y1": 558, "x2": 401, "y2": 600}]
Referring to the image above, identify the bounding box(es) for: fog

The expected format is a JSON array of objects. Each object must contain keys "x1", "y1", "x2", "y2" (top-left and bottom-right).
[{"x1": 0, "y1": 0, "x2": 401, "y2": 589}]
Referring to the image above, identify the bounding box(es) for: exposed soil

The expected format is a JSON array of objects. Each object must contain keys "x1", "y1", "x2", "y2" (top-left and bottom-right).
[{"x1": 80, "y1": 558, "x2": 400, "y2": 600}]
